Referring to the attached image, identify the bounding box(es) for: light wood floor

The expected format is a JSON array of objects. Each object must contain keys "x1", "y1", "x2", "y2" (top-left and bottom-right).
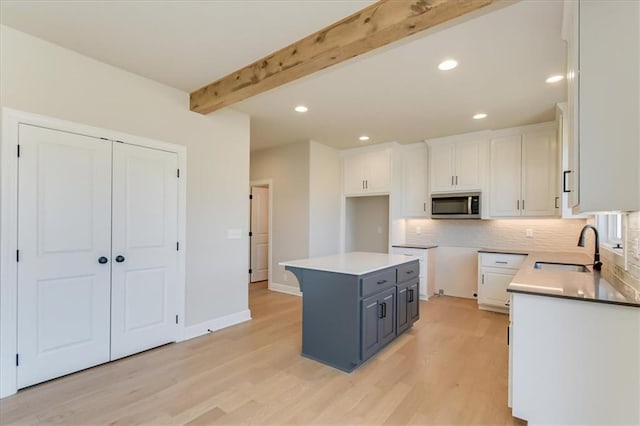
[{"x1": 0, "y1": 282, "x2": 524, "y2": 425}]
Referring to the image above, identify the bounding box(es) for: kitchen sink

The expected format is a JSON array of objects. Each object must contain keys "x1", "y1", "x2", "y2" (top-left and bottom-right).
[{"x1": 534, "y1": 262, "x2": 590, "y2": 272}]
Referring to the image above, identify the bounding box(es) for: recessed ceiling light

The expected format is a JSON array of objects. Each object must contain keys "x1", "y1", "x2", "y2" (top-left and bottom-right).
[
  {"x1": 438, "y1": 59, "x2": 458, "y2": 71},
  {"x1": 359, "y1": 136, "x2": 370, "y2": 141},
  {"x1": 294, "y1": 105, "x2": 308, "y2": 113},
  {"x1": 545, "y1": 75, "x2": 564, "y2": 83},
  {"x1": 473, "y1": 113, "x2": 487, "y2": 120}
]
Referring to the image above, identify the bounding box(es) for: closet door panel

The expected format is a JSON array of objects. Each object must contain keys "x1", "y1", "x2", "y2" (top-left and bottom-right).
[
  {"x1": 17, "y1": 124, "x2": 112, "y2": 389},
  {"x1": 110, "y1": 143, "x2": 178, "y2": 360}
]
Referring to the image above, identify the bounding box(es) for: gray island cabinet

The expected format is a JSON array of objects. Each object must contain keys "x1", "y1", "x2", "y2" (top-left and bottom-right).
[{"x1": 280, "y1": 252, "x2": 420, "y2": 372}]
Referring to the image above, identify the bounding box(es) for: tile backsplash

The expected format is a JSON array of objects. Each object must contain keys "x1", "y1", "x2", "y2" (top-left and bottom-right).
[
  {"x1": 601, "y1": 211, "x2": 640, "y2": 300},
  {"x1": 405, "y1": 218, "x2": 593, "y2": 253}
]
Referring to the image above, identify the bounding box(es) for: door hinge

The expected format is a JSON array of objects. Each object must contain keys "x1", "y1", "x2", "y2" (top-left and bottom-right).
[
  {"x1": 176, "y1": 242, "x2": 179, "y2": 251},
  {"x1": 249, "y1": 194, "x2": 253, "y2": 200},
  {"x1": 16, "y1": 250, "x2": 19, "y2": 262},
  {"x1": 175, "y1": 315, "x2": 179, "y2": 324},
  {"x1": 249, "y1": 268, "x2": 252, "y2": 274},
  {"x1": 248, "y1": 231, "x2": 253, "y2": 237},
  {"x1": 15, "y1": 354, "x2": 19, "y2": 366},
  {"x1": 17, "y1": 144, "x2": 20, "y2": 158}
]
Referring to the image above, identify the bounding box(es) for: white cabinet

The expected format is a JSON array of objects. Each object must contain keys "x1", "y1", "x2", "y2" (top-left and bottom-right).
[
  {"x1": 343, "y1": 148, "x2": 391, "y2": 195},
  {"x1": 556, "y1": 103, "x2": 588, "y2": 219},
  {"x1": 390, "y1": 246, "x2": 435, "y2": 300},
  {"x1": 563, "y1": 0, "x2": 640, "y2": 213},
  {"x1": 400, "y1": 143, "x2": 428, "y2": 217},
  {"x1": 489, "y1": 126, "x2": 558, "y2": 217},
  {"x1": 478, "y1": 252, "x2": 526, "y2": 313},
  {"x1": 428, "y1": 138, "x2": 485, "y2": 193},
  {"x1": 510, "y1": 292, "x2": 640, "y2": 424}
]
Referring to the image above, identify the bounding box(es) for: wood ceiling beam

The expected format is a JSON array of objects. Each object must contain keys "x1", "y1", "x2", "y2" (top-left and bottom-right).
[{"x1": 190, "y1": 0, "x2": 499, "y2": 114}]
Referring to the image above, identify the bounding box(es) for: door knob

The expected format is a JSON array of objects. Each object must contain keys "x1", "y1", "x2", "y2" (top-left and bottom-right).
[
  {"x1": 98, "y1": 256, "x2": 108, "y2": 264},
  {"x1": 115, "y1": 255, "x2": 125, "y2": 263}
]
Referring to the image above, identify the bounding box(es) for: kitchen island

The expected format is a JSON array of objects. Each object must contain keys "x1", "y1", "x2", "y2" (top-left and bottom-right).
[{"x1": 280, "y1": 252, "x2": 420, "y2": 372}]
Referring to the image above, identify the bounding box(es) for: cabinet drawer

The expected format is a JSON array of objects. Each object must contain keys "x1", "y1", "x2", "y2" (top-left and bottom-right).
[
  {"x1": 361, "y1": 269, "x2": 396, "y2": 297},
  {"x1": 397, "y1": 261, "x2": 419, "y2": 283},
  {"x1": 480, "y1": 253, "x2": 526, "y2": 269}
]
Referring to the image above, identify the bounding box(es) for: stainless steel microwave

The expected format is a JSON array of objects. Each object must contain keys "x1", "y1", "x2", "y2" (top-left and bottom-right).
[{"x1": 431, "y1": 192, "x2": 481, "y2": 219}]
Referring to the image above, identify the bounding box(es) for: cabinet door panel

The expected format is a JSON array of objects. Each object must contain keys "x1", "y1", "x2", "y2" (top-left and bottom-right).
[
  {"x1": 455, "y1": 140, "x2": 483, "y2": 190},
  {"x1": 361, "y1": 295, "x2": 380, "y2": 360},
  {"x1": 490, "y1": 136, "x2": 522, "y2": 217},
  {"x1": 522, "y1": 130, "x2": 557, "y2": 217},
  {"x1": 408, "y1": 281, "x2": 420, "y2": 325},
  {"x1": 343, "y1": 154, "x2": 365, "y2": 195},
  {"x1": 379, "y1": 289, "x2": 396, "y2": 346},
  {"x1": 396, "y1": 285, "x2": 409, "y2": 335},
  {"x1": 364, "y1": 150, "x2": 391, "y2": 193},
  {"x1": 402, "y1": 144, "x2": 428, "y2": 217},
  {"x1": 430, "y1": 143, "x2": 455, "y2": 192},
  {"x1": 480, "y1": 268, "x2": 514, "y2": 308}
]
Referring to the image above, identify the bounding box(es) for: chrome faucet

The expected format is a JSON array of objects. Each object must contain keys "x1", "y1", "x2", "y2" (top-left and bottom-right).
[{"x1": 577, "y1": 224, "x2": 602, "y2": 271}]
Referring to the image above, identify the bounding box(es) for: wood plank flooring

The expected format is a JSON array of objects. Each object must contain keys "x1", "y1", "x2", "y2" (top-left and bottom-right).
[{"x1": 0, "y1": 282, "x2": 524, "y2": 425}]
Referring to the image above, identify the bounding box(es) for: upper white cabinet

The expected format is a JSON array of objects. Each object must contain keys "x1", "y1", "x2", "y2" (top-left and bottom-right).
[
  {"x1": 401, "y1": 143, "x2": 428, "y2": 217},
  {"x1": 563, "y1": 0, "x2": 640, "y2": 213},
  {"x1": 428, "y1": 137, "x2": 486, "y2": 193},
  {"x1": 343, "y1": 148, "x2": 391, "y2": 196},
  {"x1": 490, "y1": 125, "x2": 558, "y2": 218}
]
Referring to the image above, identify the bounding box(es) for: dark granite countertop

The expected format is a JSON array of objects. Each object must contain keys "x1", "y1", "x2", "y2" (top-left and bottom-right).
[
  {"x1": 506, "y1": 252, "x2": 639, "y2": 308},
  {"x1": 392, "y1": 244, "x2": 438, "y2": 250}
]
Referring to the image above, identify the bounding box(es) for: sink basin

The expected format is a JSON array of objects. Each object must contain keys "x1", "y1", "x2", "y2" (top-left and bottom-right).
[{"x1": 534, "y1": 262, "x2": 590, "y2": 272}]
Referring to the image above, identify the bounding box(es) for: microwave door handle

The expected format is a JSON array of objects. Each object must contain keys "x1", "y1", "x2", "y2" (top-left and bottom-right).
[{"x1": 468, "y1": 196, "x2": 472, "y2": 215}]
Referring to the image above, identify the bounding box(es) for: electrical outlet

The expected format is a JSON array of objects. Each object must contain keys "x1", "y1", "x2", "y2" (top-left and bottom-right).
[{"x1": 526, "y1": 228, "x2": 534, "y2": 238}]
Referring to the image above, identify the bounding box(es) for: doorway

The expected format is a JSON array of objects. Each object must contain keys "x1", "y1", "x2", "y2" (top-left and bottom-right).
[{"x1": 249, "y1": 181, "x2": 271, "y2": 284}]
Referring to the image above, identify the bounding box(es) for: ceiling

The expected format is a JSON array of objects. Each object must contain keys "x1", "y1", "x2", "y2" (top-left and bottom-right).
[{"x1": 1, "y1": 0, "x2": 567, "y2": 152}]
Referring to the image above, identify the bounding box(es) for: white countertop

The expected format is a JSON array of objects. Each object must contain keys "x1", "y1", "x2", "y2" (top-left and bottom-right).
[{"x1": 279, "y1": 252, "x2": 418, "y2": 276}]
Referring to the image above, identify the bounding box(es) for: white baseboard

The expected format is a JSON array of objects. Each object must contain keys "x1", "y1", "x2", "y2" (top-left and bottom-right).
[
  {"x1": 269, "y1": 281, "x2": 302, "y2": 297},
  {"x1": 178, "y1": 309, "x2": 252, "y2": 342}
]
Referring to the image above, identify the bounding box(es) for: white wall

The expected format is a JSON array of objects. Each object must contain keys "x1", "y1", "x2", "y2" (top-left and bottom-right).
[
  {"x1": 250, "y1": 142, "x2": 310, "y2": 290},
  {"x1": 0, "y1": 26, "x2": 250, "y2": 326},
  {"x1": 309, "y1": 141, "x2": 341, "y2": 257}
]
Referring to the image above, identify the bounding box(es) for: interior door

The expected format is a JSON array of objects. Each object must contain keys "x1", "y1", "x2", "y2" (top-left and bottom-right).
[
  {"x1": 17, "y1": 124, "x2": 112, "y2": 389},
  {"x1": 110, "y1": 143, "x2": 178, "y2": 360},
  {"x1": 250, "y1": 186, "x2": 269, "y2": 283}
]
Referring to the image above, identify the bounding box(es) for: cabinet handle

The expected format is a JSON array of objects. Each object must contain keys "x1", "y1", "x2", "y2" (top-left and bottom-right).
[
  {"x1": 405, "y1": 270, "x2": 414, "y2": 274},
  {"x1": 98, "y1": 256, "x2": 109, "y2": 264},
  {"x1": 555, "y1": 196, "x2": 560, "y2": 209},
  {"x1": 455, "y1": 175, "x2": 458, "y2": 185},
  {"x1": 378, "y1": 304, "x2": 384, "y2": 319},
  {"x1": 495, "y1": 261, "x2": 508, "y2": 264},
  {"x1": 365, "y1": 180, "x2": 368, "y2": 189},
  {"x1": 451, "y1": 176, "x2": 454, "y2": 186},
  {"x1": 507, "y1": 326, "x2": 510, "y2": 346},
  {"x1": 481, "y1": 274, "x2": 484, "y2": 284},
  {"x1": 522, "y1": 199, "x2": 525, "y2": 210},
  {"x1": 377, "y1": 279, "x2": 387, "y2": 285},
  {"x1": 362, "y1": 180, "x2": 365, "y2": 190},
  {"x1": 408, "y1": 289, "x2": 414, "y2": 303},
  {"x1": 423, "y1": 202, "x2": 426, "y2": 212},
  {"x1": 563, "y1": 170, "x2": 571, "y2": 193},
  {"x1": 517, "y1": 200, "x2": 519, "y2": 210},
  {"x1": 382, "y1": 302, "x2": 387, "y2": 318},
  {"x1": 505, "y1": 300, "x2": 511, "y2": 307}
]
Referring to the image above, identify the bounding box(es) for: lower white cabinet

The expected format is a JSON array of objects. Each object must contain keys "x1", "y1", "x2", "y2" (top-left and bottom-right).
[
  {"x1": 510, "y1": 292, "x2": 640, "y2": 424},
  {"x1": 390, "y1": 246, "x2": 435, "y2": 300},
  {"x1": 477, "y1": 252, "x2": 526, "y2": 313}
]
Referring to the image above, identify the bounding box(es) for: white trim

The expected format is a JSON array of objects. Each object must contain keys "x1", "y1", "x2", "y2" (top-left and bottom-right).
[
  {"x1": 268, "y1": 282, "x2": 302, "y2": 297},
  {"x1": 249, "y1": 179, "x2": 273, "y2": 285},
  {"x1": 0, "y1": 108, "x2": 187, "y2": 398},
  {"x1": 178, "y1": 310, "x2": 252, "y2": 342}
]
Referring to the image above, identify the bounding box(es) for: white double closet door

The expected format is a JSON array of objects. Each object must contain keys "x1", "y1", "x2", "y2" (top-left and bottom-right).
[{"x1": 17, "y1": 124, "x2": 179, "y2": 389}]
